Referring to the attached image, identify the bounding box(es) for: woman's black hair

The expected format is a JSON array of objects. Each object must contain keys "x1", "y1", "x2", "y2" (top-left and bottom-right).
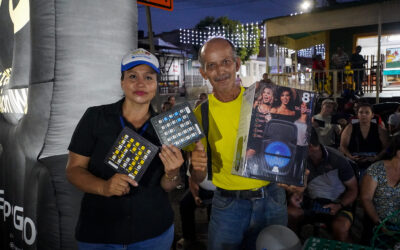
[
  {"x1": 384, "y1": 134, "x2": 400, "y2": 159},
  {"x1": 275, "y1": 87, "x2": 295, "y2": 110},
  {"x1": 356, "y1": 102, "x2": 374, "y2": 114}
]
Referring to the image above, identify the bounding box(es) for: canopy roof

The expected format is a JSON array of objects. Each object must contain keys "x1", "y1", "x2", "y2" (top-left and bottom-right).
[{"x1": 264, "y1": 0, "x2": 400, "y2": 50}]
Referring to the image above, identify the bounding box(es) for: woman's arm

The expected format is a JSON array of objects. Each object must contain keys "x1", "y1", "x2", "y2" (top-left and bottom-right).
[
  {"x1": 376, "y1": 126, "x2": 389, "y2": 161},
  {"x1": 340, "y1": 123, "x2": 357, "y2": 160},
  {"x1": 66, "y1": 152, "x2": 137, "y2": 197},
  {"x1": 360, "y1": 173, "x2": 380, "y2": 225},
  {"x1": 159, "y1": 145, "x2": 184, "y2": 192}
]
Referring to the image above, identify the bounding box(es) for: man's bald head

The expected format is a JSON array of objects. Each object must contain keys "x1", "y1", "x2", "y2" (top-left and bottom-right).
[{"x1": 198, "y1": 37, "x2": 237, "y2": 69}]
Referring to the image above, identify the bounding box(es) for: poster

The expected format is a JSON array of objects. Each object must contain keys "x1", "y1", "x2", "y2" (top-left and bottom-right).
[
  {"x1": 232, "y1": 82, "x2": 316, "y2": 186},
  {"x1": 386, "y1": 48, "x2": 400, "y2": 69}
]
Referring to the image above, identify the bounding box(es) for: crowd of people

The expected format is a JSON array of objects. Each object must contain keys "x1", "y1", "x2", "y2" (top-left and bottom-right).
[
  {"x1": 313, "y1": 45, "x2": 368, "y2": 98},
  {"x1": 66, "y1": 38, "x2": 399, "y2": 250}
]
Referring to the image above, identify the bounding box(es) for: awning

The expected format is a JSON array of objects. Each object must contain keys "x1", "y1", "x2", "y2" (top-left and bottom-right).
[{"x1": 264, "y1": 0, "x2": 400, "y2": 38}]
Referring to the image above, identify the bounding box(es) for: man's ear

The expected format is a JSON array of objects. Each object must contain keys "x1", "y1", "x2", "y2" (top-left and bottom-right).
[
  {"x1": 235, "y1": 57, "x2": 241, "y2": 72},
  {"x1": 200, "y1": 67, "x2": 208, "y2": 80}
]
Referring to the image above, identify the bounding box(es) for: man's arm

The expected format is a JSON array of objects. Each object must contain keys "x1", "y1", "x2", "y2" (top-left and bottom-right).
[
  {"x1": 190, "y1": 141, "x2": 208, "y2": 184},
  {"x1": 339, "y1": 176, "x2": 358, "y2": 207},
  {"x1": 324, "y1": 176, "x2": 358, "y2": 215}
]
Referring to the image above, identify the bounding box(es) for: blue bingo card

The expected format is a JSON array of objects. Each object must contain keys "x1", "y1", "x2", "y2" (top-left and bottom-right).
[
  {"x1": 104, "y1": 127, "x2": 158, "y2": 182},
  {"x1": 151, "y1": 102, "x2": 204, "y2": 149}
]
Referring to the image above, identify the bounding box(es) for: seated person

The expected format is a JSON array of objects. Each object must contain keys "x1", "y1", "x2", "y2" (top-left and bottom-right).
[
  {"x1": 340, "y1": 103, "x2": 389, "y2": 178},
  {"x1": 161, "y1": 101, "x2": 172, "y2": 112},
  {"x1": 194, "y1": 93, "x2": 208, "y2": 108},
  {"x1": 388, "y1": 105, "x2": 400, "y2": 136},
  {"x1": 288, "y1": 128, "x2": 358, "y2": 242},
  {"x1": 360, "y1": 135, "x2": 400, "y2": 245},
  {"x1": 313, "y1": 99, "x2": 341, "y2": 147},
  {"x1": 178, "y1": 173, "x2": 215, "y2": 248},
  {"x1": 350, "y1": 101, "x2": 385, "y2": 129}
]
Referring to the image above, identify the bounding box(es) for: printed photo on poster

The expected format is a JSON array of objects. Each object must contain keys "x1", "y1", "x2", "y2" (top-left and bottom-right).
[{"x1": 232, "y1": 82, "x2": 316, "y2": 186}]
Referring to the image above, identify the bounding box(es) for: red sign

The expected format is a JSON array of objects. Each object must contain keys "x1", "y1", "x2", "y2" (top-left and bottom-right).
[{"x1": 138, "y1": 0, "x2": 173, "y2": 11}]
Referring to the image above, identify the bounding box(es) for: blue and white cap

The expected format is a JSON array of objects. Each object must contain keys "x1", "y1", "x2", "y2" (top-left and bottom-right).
[{"x1": 121, "y1": 48, "x2": 160, "y2": 73}]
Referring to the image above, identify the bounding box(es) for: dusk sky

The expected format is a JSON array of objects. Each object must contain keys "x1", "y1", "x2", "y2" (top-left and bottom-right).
[
  {"x1": 137, "y1": 0, "x2": 359, "y2": 35},
  {"x1": 137, "y1": 0, "x2": 301, "y2": 35}
]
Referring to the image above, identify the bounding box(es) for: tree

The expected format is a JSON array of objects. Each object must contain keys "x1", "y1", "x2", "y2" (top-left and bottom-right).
[{"x1": 195, "y1": 16, "x2": 260, "y2": 63}]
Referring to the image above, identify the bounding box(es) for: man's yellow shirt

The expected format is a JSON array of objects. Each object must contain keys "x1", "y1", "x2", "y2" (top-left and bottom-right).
[{"x1": 191, "y1": 87, "x2": 270, "y2": 190}]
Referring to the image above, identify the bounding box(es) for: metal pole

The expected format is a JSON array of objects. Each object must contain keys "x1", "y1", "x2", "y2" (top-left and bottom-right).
[
  {"x1": 146, "y1": 6, "x2": 160, "y2": 110},
  {"x1": 146, "y1": 6, "x2": 155, "y2": 54},
  {"x1": 277, "y1": 46, "x2": 280, "y2": 74},
  {"x1": 294, "y1": 50, "x2": 298, "y2": 87},
  {"x1": 264, "y1": 22, "x2": 269, "y2": 73},
  {"x1": 376, "y1": 5, "x2": 381, "y2": 104}
]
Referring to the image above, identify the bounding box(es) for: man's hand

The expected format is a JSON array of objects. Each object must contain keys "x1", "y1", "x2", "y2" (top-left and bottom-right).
[
  {"x1": 102, "y1": 173, "x2": 138, "y2": 197},
  {"x1": 191, "y1": 141, "x2": 207, "y2": 173},
  {"x1": 278, "y1": 169, "x2": 310, "y2": 194},
  {"x1": 289, "y1": 192, "x2": 303, "y2": 208},
  {"x1": 323, "y1": 203, "x2": 342, "y2": 215},
  {"x1": 194, "y1": 196, "x2": 203, "y2": 206}
]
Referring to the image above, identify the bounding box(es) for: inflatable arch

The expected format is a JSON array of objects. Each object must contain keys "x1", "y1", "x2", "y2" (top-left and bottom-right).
[{"x1": 0, "y1": 0, "x2": 138, "y2": 249}]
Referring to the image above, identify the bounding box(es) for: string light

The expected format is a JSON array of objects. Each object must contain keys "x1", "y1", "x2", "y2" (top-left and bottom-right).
[
  {"x1": 297, "y1": 44, "x2": 325, "y2": 58},
  {"x1": 178, "y1": 22, "x2": 264, "y2": 47}
]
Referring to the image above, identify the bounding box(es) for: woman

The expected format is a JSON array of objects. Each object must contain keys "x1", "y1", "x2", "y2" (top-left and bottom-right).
[
  {"x1": 66, "y1": 49, "x2": 183, "y2": 249},
  {"x1": 271, "y1": 87, "x2": 295, "y2": 117},
  {"x1": 295, "y1": 101, "x2": 311, "y2": 146},
  {"x1": 361, "y1": 135, "x2": 400, "y2": 242},
  {"x1": 247, "y1": 84, "x2": 276, "y2": 157},
  {"x1": 340, "y1": 103, "x2": 388, "y2": 177}
]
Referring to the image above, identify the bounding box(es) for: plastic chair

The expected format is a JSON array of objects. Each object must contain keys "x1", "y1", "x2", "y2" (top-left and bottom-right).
[{"x1": 371, "y1": 209, "x2": 400, "y2": 249}]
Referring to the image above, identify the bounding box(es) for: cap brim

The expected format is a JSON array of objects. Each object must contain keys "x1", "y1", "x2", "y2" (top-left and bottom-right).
[{"x1": 121, "y1": 60, "x2": 160, "y2": 73}]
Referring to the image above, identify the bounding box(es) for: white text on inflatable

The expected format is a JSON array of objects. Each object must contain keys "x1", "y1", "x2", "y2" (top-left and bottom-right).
[
  {"x1": 0, "y1": 68, "x2": 28, "y2": 114},
  {"x1": 0, "y1": 189, "x2": 37, "y2": 246},
  {"x1": 3, "y1": 0, "x2": 30, "y2": 34}
]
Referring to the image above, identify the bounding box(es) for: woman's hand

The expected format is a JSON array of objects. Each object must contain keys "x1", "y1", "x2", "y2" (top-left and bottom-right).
[
  {"x1": 102, "y1": 173, "x2": 138, "y2": 197},
  {"x1": 159, "y1": 145, "x2": 184, "y2": 177}
]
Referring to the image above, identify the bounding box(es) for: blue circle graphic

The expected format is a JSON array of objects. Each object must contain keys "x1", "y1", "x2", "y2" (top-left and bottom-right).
[{"x1": 264, "y1": 141, "x2": 291, "y2": 168}]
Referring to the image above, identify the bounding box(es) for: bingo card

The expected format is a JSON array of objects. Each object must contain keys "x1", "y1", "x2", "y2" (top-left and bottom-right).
[
  {"x1": 104, "y1": 127, "x2": 158, "y2": 181},
  {"x1": 151, "y1": 102, "x2": 204, "y2": 149}
]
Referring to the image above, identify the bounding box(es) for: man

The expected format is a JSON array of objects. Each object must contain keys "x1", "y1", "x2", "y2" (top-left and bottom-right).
[
  {"x1": 168, "y1": 96, "x2": 176, "y2": 108},
  {"x1": 350, "y1": 46, "x2": 367, "y2": 96},
  {"x1": 331, "y1": 46, "x2": 349, "y2": 71},
  {"x1": 194, "y1": 92, "x2": 208, "y2": 108},
  {"x1": 312, "y1": 99, "x2": 341, "y2": 147},
  {"x1": 388, "y1": 104, "x2": 400, "y2": 135},
  {"x1": 235, "y1": 74, "x2": 242, "y2": 87},
  {"x1": 190, "y1": 37, "x2": 287, "y2": 250},
  {"x1": 288, "y1": 128, "x2": 358, "y2": 242},
  {"x1": 260, "y1": 73, "x2": 272, "y2": 84},
  {"x1": 312, "y1": 54, "x2": 327, "y2": 93}
]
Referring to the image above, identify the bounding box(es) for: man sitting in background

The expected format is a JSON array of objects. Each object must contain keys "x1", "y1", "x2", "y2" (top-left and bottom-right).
[
  {"x1": 288, "y1": 128, "x2": 358, "y2": 242},
  {"x1": 312, "y1": 99, "x2": 341, "y2": 148},
  {"x1": 388, "y1": 104, "x2": 400, "y2": 136}
]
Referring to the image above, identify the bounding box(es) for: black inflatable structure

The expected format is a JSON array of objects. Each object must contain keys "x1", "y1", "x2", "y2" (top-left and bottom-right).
[{"x1": 0, "y1": 1, "x2": 138, "y2": 249}]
